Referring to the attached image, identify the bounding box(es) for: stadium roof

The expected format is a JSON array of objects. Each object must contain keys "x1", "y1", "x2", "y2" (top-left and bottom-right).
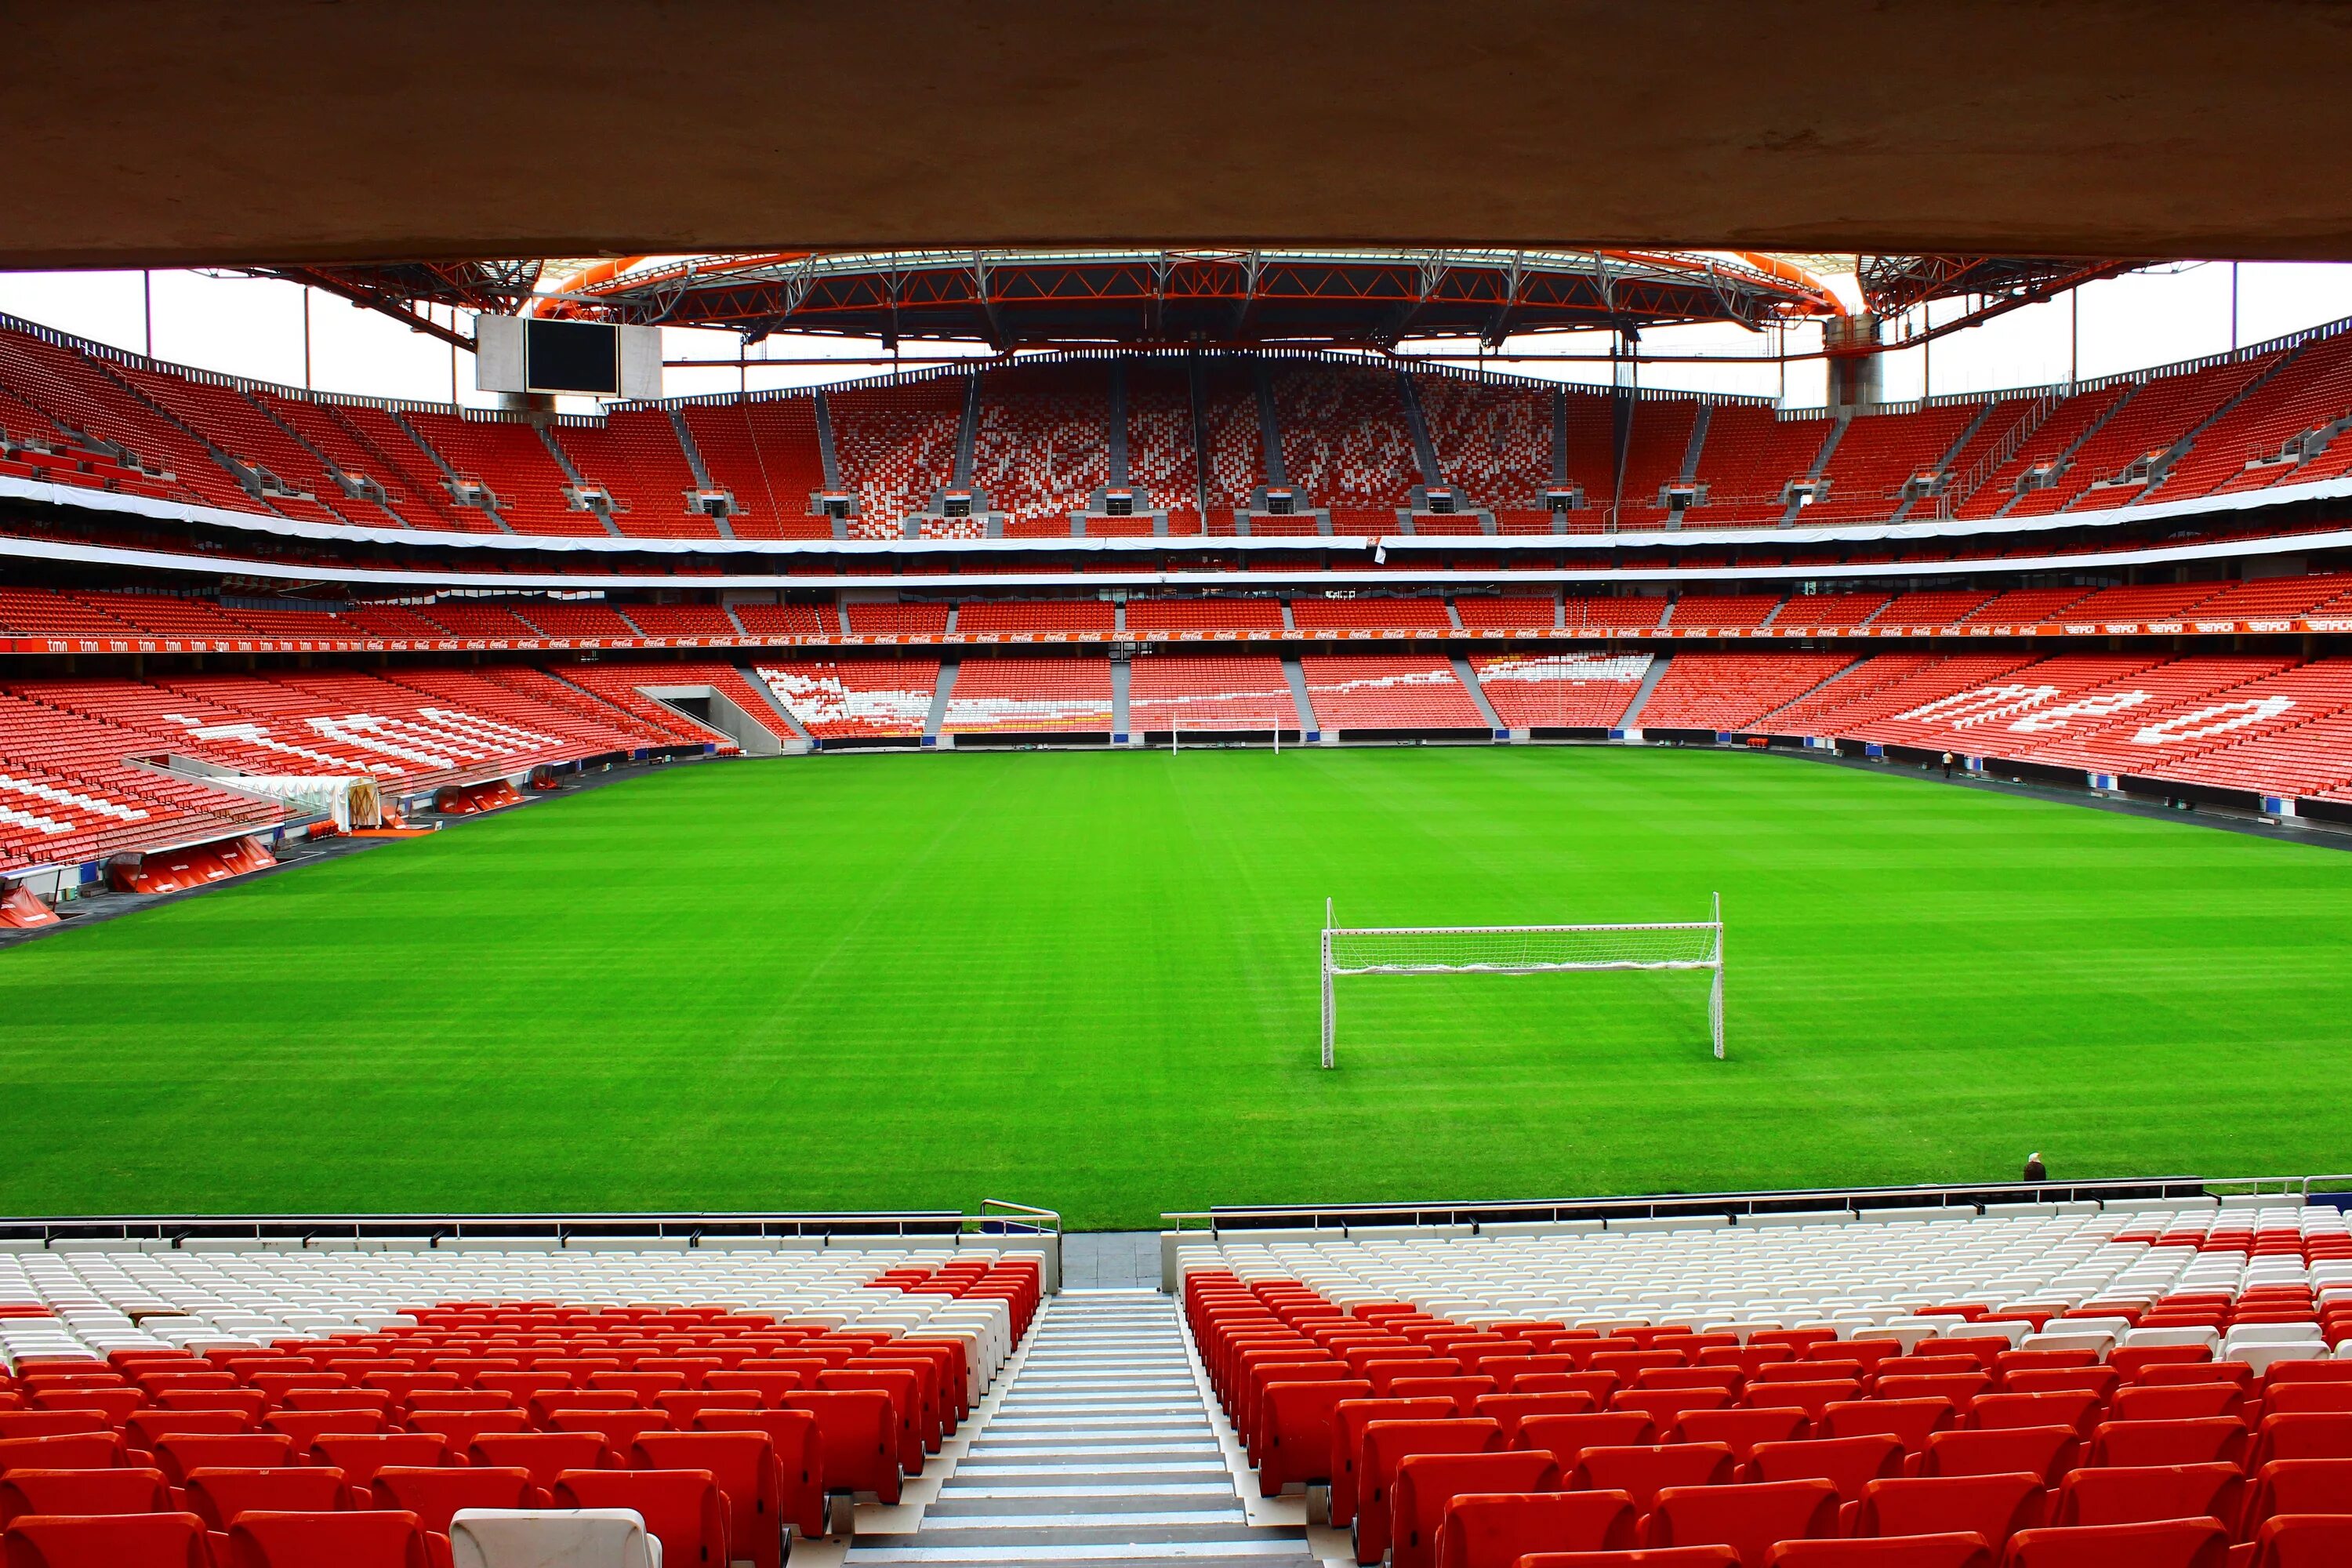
[
  {"x1": 6, "y1": 1, "x2": 2349, "y2": 271},
  {"x1": 523, "y1": 249, "x2": 1845, "y2": 349}
]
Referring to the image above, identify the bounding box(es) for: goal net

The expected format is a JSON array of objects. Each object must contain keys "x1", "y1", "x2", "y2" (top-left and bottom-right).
[{"x1": 1319, "y1": 895, "x2": 1723, "y2": 1067}]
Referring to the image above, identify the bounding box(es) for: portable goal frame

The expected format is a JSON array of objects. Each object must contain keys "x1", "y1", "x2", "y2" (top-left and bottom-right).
[{"x1": 1318, "y1": 893, "x2": 1723, "y2": 1067}]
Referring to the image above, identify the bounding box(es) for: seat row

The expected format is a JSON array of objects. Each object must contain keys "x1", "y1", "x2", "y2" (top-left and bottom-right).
[{"x1": 1187, "y1": 1268, "x2": 2352, "y2": 1568}]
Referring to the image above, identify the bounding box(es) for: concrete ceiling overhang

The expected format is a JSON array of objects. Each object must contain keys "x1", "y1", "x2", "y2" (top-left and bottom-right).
[{"x1": 5, "y1": 0, "x2": 2351, "y2": 270}]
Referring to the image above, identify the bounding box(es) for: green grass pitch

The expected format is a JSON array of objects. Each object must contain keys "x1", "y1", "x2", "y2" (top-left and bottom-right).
[{"x1": 2, "y1": 746, "x2": 2348, "y2": 1230}]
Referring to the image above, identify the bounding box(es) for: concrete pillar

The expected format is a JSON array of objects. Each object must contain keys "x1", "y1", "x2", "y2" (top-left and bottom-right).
[{"x1": 1825, "y1": 312, "x2": 1884, "y2": 413}]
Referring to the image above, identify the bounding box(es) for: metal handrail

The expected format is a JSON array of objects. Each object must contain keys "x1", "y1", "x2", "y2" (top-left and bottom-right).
[
  {"x1": 0, "y1": 1204, "x2": 1056, "y2": 1247},
  {"x1": 1161, "y1": 1172, "x2": 2340, "y2": 1234}
]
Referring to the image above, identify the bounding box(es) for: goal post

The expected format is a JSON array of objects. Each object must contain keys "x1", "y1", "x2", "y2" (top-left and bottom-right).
[{"x1": 1319, "y1": 893, "x2": 1724, "y2": 1067}]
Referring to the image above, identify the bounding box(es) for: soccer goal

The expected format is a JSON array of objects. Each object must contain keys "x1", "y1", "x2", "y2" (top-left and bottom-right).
[{"x1": 1318, "y1": 894, "x2": 1724, "y2": 1067}]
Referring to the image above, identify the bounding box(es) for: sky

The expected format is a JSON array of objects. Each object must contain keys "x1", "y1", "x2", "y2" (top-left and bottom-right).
[{"x1": 5, "y1": 260, "x2": 2351, "y2": 414}]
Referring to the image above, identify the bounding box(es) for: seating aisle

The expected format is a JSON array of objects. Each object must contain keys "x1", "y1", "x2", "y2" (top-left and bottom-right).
[{"x1": 850, "y1": 1291, "x2": 1317, "y2": 1566}]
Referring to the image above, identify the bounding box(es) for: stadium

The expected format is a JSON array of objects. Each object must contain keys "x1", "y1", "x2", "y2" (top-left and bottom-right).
[{"x1": 2, "y1": 4, "x2": 2351, "y2": 1566}]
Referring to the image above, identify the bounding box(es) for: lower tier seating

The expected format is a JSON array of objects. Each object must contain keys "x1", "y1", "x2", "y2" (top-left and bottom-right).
[
  {"x1": 1183, "y1": 1200, "x2": 2352, "y2": 1565},
  {"x1": 940, "y1": 658, "x2": 1115, "y2": 733},
  {"x1": 1471, "y1": 653, "x2": 1653, "y2": 729},
  {"x1": 754, "y1": 661, "x2": 941, "y2": 739},
  {"x1": 0, "y1": 1244, "x2": 1039, "y2": 1568},
  {"x1": 1128, "y1": 655, "x2": 1298, "y2": 732},
  {"x1": 1301, "y1": 656, "x2": 1490, "y2": 731}
]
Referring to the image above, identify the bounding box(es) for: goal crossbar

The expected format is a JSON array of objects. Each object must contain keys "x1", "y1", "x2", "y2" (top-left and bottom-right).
[{"x1": 1319, "y1": 895, "x2": 1724, "y2": 1065}]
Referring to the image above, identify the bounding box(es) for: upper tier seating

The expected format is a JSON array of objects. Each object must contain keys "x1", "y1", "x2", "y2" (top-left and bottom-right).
[
  {"x1": 1299, "y1": 655, "x2": 1488, "y2": 731},
  {"x1": 547, "y1": 410, "x2": 717, "y2": 539},
  {"x1": 1803, "y1": 404, "x2": 1984, "y2": 524},
  {"x1": 731, "y1": 603, "x2": 835, "y2": 641},
  {"x1": 1272, "y1": 365, "x2": 1422, "y2": 509},
  {"x1": 827, "y1": 378, "x2": 964, "y2": 536},
  {"x1": 1471, "y1": 652, "x2": 1652, "y2": 728},
  {"x1": 1127, "y1": 655, "x2": 1298, "y2": 732},
  {"x1": 0, "y1": 330, "x2": 256, "y2": 514},
  {"x1": 756, "y1": 660, "x2": 940, "y2": 739},
  {"x1": 1415, "y1": 376, "x2": 1554, "y2": 511},
  {"x1": 969, "y1": 364, "x2": 1111, "y2": 524},
  {"x1": 1637, "y1": 652, "x2": 1857, "y2": 731},
  {"x1": 400, "y1": 412, "x2": 608, "y2": 537},
  {"x1": 940, "y1": 657, "x2": 1114, "y2": 733},
  {"x1": 1955, "y1": 387, "x2": 2132, "y2": 519},
  {"x1": 1692, "y1": 406, "x2": 1837, "y2": 525},
  {"x1": 2051, "y1": 354, "x2": 2286, "y2": 516},
  {"x1": 1200, "y1": 365, "x2": 1268, "y2": 512},
  {"x1": 108, "y1": 365, "x2": 354, "y2": 527},
  {"x1": 1608, "y1": 401, "x2": 1701, "y2": 530},
  {"x1": 2148, "y1": 332, "x2": 2352, "y2": 500},
  {"x1": 674, "y1": 398, "x2": 831, "y2": 539},
  {"x1": 1126, "y1": 363, "x2": 1204, "y2": 515},
  {"x1": 250, "y1": 392, "x2": 459, "y2": 530}
]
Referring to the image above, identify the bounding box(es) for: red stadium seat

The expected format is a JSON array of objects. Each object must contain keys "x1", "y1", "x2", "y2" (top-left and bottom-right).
[
  {"x1": 0, "y1": 1436, "x2": 122, "y2": 1476},
  {"x1": 2049, "y1": 1462, "x2": 2245, "y2": 1530},
  {"x1": 2083, "y1": 1418, "x2": 2247, "y2": 1468},
  {"x1": 1744, "y1": 1436, "x2": 1905, "y2": 1504},
  {"x1": 0, "y1": 1512, "x2": 211, "y2": 1568},
  {"x1": 1819, "y1": 1402, "x2": 1956, "y2": 1455},
  {"x1": 1642, "y1": 1479, "x2": 1841, "y2": 1566},
  {"x1": 306, "y1": 1436, "x2": 445, "y2": 1497},
  {"x1": 2247, "y1": 1515, "x2": 2352, "y2": 1568},
  {"x1": 465, "y1": 1433, "x2": 610, "y2": 1490},
  {"x1": 0, "y1": 1468, "x2": 170, "y2": 1528},
  {"x1": 688, "y1": 1410, "x2": 826, "y2": 1541},
  {"x1": 1997, "y1": 1519, "x2": 2230, "y2": 1568},
  {"x1": 2238, "y1": 1457, "x2": 2352, "y2": 1537},
  {"x1": 1673, "y1": 1410, "x2": 1812, "y2": 1463},
  {"x1": 779, "y1": 1392, "x2": 898, "y2": 1504},
  {"x1": 151, "y1": 1435, "x2": 293, "y2": 1486},
  {"x1": 1515, "y1": 1548, "x2": 1741, "y2": 1567},
  {"x1": 221, "y1": 1510, "x2": 432, "y2": 1568},
  {"x1": 1918, "y1": 1428, "x2": 2082, "y2": 1485},
  {"x1": 1516, "y1": 1414, "x2": 1659, "y2": 1467},
  {"x1": 1390, "y1": 1451, "x2": 1562, "y2": 1568},
  {"x1": 1329, "y1": 1400, "x2": 1458, "y2": 1527},
  {"x1": 633, "y1": 1431, "x2": 789, "y2": 1568},
  {"x1": 1435, "y1": 1490, "x2": 1639, "y2": 1568},
  {"x1": 1761, "y1": 1539, "x2": 1993, "y2": 1567},
  {"x1": 1259, "y1": 1380, "x2": 1374, "y2": 1494},
  {"x1": 365, "y1": 1466, "x2": 539, "y2": 1534},
  {"x1": 1567, "y1": 1445, "x2": 1738, "y2": 1513},
  {"x1": 554, "y1": 1469, "x2": 729, "y2": 1568},
  {"x1": 1355, "y1": 1420, "x2": 1504, "y2": 1565},
  {"x1": 183, "y1": 1467, "x2": 356, "y2": 1531},
  {"x1": 1852, "y1": 1473, "x2": 2044, "y2": 1551}
]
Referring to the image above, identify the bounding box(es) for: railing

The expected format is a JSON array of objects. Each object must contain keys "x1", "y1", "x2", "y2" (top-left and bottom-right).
[
  {"x1": 0, "y1": 1202, "x2": 1061, "y2": 1247},
  {"x1": 1941, "y1": 390, "x2": 2061, "y2": 518},
  {"x1": 1162, "y1": 1171, "x2": 2339, "y2": 1236}
]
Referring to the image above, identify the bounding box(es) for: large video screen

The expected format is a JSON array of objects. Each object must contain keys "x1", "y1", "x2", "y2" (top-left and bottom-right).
[{"x1": 524, "y1": 318, "x2": 619, "y2": 395}]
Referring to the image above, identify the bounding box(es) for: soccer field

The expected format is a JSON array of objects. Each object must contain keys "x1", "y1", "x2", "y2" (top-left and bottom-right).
[{"x1": 2, "y1": 746, "x2": 2348, "y2": 1229}]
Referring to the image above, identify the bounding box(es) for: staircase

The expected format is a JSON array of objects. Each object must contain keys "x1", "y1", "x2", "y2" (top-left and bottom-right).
[{"x1": 848, "y1": 1291, "x2": 1316, "y2": 1565}]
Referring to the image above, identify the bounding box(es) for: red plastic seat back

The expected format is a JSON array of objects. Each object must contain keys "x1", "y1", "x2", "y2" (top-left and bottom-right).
[
  {"x1": 0, "y1": 1468, "x2": 170, "y2": 1528},
  {"x1": 1515, "y1": 1411, "x2": 1656, "y2": 1467},
  {"x1": 2250, "y1": 1515, "x2": 2352, "y2": 1568},
  {"x1": 2242, "y1": 1457, "x2": 2352, "y2": 1535},
  {"x1": 1853, "y1": 1472, "x2": 2043, "y2": 1549},
  {"x1": 307, "y1": 1435, "x2": 445, "y2": 1490},
  {"x1": 1645, "y1": 1478, "x2": 1839, "y2": 1566},
  {"x1": 1435, "y1": 1490, "x2": 1637, "y2": 1568},
  {"x1": 369, "y1": 1466, "x2": 538, "y2": 1533},
  {"x1": 2054, "y1": 1462, "x2": 2246, "y2": 1530},
  {"x1": 779, "y1": 1391, "x2": 898, "y2": 1498},
  {"x1": 1917, "y1": 1425, "x2": 2080, "y2": 1484},
  {"x1": 466, "y1": 1432, "x2": 608, "y2": 1490},
  {"x1": 184, "y1": 1467, "x2": 354, "y2": 1531},
  {"x1": 633, "y1": 1432, "x2": 785, "y2": 1568},
  {"x1": 1759, "y1": 1537, "x2": 1993, "y2": 1566},
  {"x1": 1389, "y1": 1450, "x2": 1560, "y2": 1568},
  {"x1": 554, "y1": 1468, "x2": 728, "y2": 1568},
  {"x1": 0, "y1": 1436, "x2": 120, "y2": 1476},
  {"x1": 223, "y1": 1510, "x2": 431, "y2": 1568},
  {"x1": 1568, "y1": 1443, "x2": 1737, "y2": 1512},
  {"x1": 1745, "y1": 1436, "x2": 1904, "y2": 1503},
  {"x1": 2087, "y1": 1417, "x2": 2248, "y2": 1469},
  {"x1": 1673, "y1": 1408, "x2": 1810, "y2": 1462},
  {"x1": 2001, "y1": 1519, "x2": 2230, "y2": 1568},
  {"x1": 0, "y1": 1512, "x2": 210, "y2": 1568},
  {"x1": 151, "y1": 1434, "x2": 292, "y2": 1485}
]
